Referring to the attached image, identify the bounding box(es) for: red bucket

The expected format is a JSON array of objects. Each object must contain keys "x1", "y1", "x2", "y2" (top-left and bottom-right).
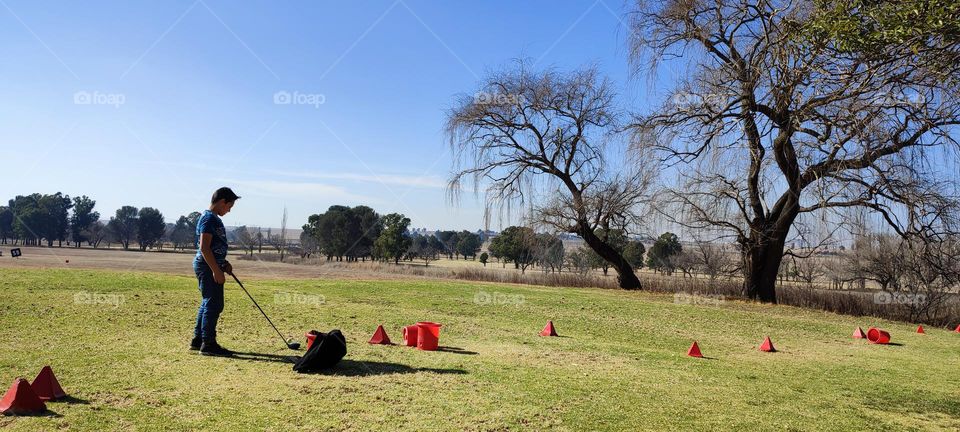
[
  {"x1": 305, "y1": 332, "x2": 317, "y2": 351},
  {"x1": 416, "y1": 322, "x2": 442, "y2": 351},
  {"x1": 867, "y1": 327, "x2": 891, "y2": 344},
  {"x1": 402, "y1": 325, "x2": 419, "y2": 347}
]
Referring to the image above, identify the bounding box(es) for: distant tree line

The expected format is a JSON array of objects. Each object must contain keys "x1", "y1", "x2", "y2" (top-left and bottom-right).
[
  {"x1": 299, "y1": 205, "x2": 486, "y2": 265},
  {"x1": 1, "y1": 193, "x2": 737, "y2": 282},
  {"x1": 1, "y1": 192, "x2": 199, "y2": 252}
]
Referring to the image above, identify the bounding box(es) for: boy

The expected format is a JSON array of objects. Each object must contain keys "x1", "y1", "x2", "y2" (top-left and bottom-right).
[{"x1": 191, "y1": 187, "x2": 240, "y2": 356}]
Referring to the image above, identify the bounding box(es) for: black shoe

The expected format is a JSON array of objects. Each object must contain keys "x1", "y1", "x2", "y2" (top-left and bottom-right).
[
  {"x1": 199, "y1": 340, "x2": 234, "y2": 357},
  {"x1": 189, "y1": 337, "x2": 202, "y2": 351}
]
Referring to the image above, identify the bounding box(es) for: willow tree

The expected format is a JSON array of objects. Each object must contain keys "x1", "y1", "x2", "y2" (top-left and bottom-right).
[
  {"x1": 447, "y1": 61, "x2": 652, "y2": 289},
  {"x1": 628, "y1": 0, "x2": 960, "y2": 302}
]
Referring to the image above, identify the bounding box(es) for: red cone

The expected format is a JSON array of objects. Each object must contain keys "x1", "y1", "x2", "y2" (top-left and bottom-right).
[
  {"x1": 0, "y1": 378, "x2": 46, "y2": 415},
  {"x1": 368, "y1": 325, "x2": 392, "y2": 345},
  {"x1": 31, "y1": 366, "x2": 66, "y2": 401},
  {"x1": 759, "y1": 336, "x2": 776, "y2": 352},
  {"x1": 955, "y1": 324, "x2": 960, "y2": 333},
  {"x1": 539, "y1": 321, "x2": 558, "y2": 337},
  {"x1": 687, "y1": 341, "x2": 703, "y2": 358},
  {"x1": 916, "y1": 325, "x2": 925, "y2": 334},
  {"x1": 852, "y1": 327, "x2": 866, "y2": 339}
]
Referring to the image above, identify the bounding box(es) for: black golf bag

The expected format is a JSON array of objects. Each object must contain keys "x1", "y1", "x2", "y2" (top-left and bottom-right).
[{"x1": 293, "y1": 329, "x2": 347, "y2": 373}]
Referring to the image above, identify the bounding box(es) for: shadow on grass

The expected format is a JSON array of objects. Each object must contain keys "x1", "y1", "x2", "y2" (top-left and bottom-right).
[
  {"x1": 3, "y1": 409, "x2": 62, "y2": 418},
  {"x1": 228, "y1": 351, "x2": 298, "y2": 364},
  {"x1": 310, "y1": 360, "x2": 467, "y2": 377},
  {"x1": 52, "y1": 395, "x2": 90, "y2": 405},
  {"x1": 435, "y1": 346, "x2": 478, "y2": 355}
]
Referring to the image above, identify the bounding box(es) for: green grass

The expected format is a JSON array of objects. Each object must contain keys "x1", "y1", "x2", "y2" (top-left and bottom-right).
[{"x1": 1, "y1": 268, "x2": 958, "y2": 431}]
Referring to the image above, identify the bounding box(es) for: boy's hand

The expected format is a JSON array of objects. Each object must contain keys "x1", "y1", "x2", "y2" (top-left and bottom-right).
[
  {"x1": 221, "y1": 261, "x2": 233, "y2": 275},
  {"x1": 213, "y1": 268, "x2": 226, "y2": 285}
]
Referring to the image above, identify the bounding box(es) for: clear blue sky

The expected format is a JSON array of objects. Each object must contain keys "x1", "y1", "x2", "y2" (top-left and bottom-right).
[{"x1": 0, "y1": 0, "x2": 663, "y2": 231}]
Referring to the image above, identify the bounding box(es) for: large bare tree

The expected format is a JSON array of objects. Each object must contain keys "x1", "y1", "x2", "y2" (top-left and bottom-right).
[
  {"x1": 447, "y1": 61, "x2": 653, "y2": 289},
  {"x1": 627, "y1": 0, "x2": 960, "y2": 302}
]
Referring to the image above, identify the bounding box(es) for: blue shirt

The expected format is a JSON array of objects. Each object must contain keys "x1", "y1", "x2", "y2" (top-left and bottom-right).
[{"x1": 195, "y1": 210, "x2": 228, "y2": 265}]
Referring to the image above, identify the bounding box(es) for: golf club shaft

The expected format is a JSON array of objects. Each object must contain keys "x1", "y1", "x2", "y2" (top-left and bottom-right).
[{"x1": 229, "y1": 273, "x2": 290, "y2": 346}]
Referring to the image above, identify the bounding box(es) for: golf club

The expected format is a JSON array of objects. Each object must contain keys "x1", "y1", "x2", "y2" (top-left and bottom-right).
[{"x1": 229, "y1": 272, "x2": 301, "y2": 350}]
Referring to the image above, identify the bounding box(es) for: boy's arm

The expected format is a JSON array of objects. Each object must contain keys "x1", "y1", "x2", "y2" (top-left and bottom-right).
[{"x1": 199, "y1": 233, "x2": 225, "y2": 284}]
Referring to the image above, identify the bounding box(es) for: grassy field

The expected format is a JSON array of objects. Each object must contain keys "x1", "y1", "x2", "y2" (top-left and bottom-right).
[{"x1": 1, "y1": 268, "x2": 958, "y2": 431}]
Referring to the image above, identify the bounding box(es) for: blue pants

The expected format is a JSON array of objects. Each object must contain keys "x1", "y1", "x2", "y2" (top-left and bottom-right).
[{"x1": 193, "y1": 261, "x2": 224, "y2": 341}]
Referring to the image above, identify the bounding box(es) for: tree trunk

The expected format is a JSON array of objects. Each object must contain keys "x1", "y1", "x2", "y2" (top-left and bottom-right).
[
  {"x1": 579, "y1": 226, "x2": 641, "y2": 290},
  {"x1": 741, "y1": 225, "x2": 790, "y2": 303}
]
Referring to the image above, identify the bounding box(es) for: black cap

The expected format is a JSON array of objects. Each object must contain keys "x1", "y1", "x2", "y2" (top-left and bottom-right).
[{"x1": 211, "y1": 187, "x2": 241, "y2": 204}]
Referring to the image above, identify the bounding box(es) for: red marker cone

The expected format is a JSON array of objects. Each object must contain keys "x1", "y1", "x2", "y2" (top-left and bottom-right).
[
  {"x1": 955, "y1": 324, "x2": 960, "y2": 333},
  {"x1": 852, "y1": 327, "x2": 866, "y2": 339},
  {"x1": 687, "y1": 341, "x2": 703, "y2": 358},
  {"x1": 916, "y1": 325, "x2": 925, "y2": 334},
  {"x1": 368, "y1": 325, "x2": 392, "y2": 345},
  {"x1": 0, "y1": 378, "x2": 46, "y2": 415},
  {"x1": 31, "y1": 366, "x2": 66, "y2": 401},
  {"x1": 539, "y1": 321, "x2": 558, "y2": 337},
  {"x1": 759, "y1": 336, "x2": 776, "y2": 352}
]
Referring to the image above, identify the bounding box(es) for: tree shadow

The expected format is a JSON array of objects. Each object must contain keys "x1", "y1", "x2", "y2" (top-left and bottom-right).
[
  {"x1": 306, "y1": 360, "x2": 467, "y2": 377},
  {"x1": 435, "y1": 346, "x2": 478, "y2": 355}
]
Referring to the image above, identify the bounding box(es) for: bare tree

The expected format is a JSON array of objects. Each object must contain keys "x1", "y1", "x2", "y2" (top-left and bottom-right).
[
  {"x1": 83, "y1": 220, "x2": 108, "y2": 249},
  {"x1": 673, "y1": 249, "x2": 698, "y2": 278},
  {"x1": 269, "y1": 207, "x2": 289, "y2": 262},
  {"x1": 280, "y1": 207, "x2": 287, "y2": 261},
  {"x1": 235, "y1": 226, "x2": 255, "y2": 256},
  {"x1": 852, "y1": 233, "x2": 960, "y2": 322},
  {"x1": 898, "y1": 237, "x2": 960, "y2": 322},
  {"x1": 692, "y1": 240, "x2": 737, "y2": 282},
  {"x1": 447, "y1": 60, "x2": 654, "y2": 289},
  {"x1": 788, "y1": 256, "x2": 825, "y2": 287},
  {"x1": 628, "y1": 0, "x2": 960, "y2": 302},
  {"x1": 849, "y1": 233, "x2": 905, "y2": 291},
  {"x1": 823, "y1": 254, "x2": 858, "y2": 290}
]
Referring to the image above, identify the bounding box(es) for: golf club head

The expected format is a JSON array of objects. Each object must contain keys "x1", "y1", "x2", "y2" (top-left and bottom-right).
[{"x1": 287, "y1": 340, "x2": 301, "y2": 350}]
